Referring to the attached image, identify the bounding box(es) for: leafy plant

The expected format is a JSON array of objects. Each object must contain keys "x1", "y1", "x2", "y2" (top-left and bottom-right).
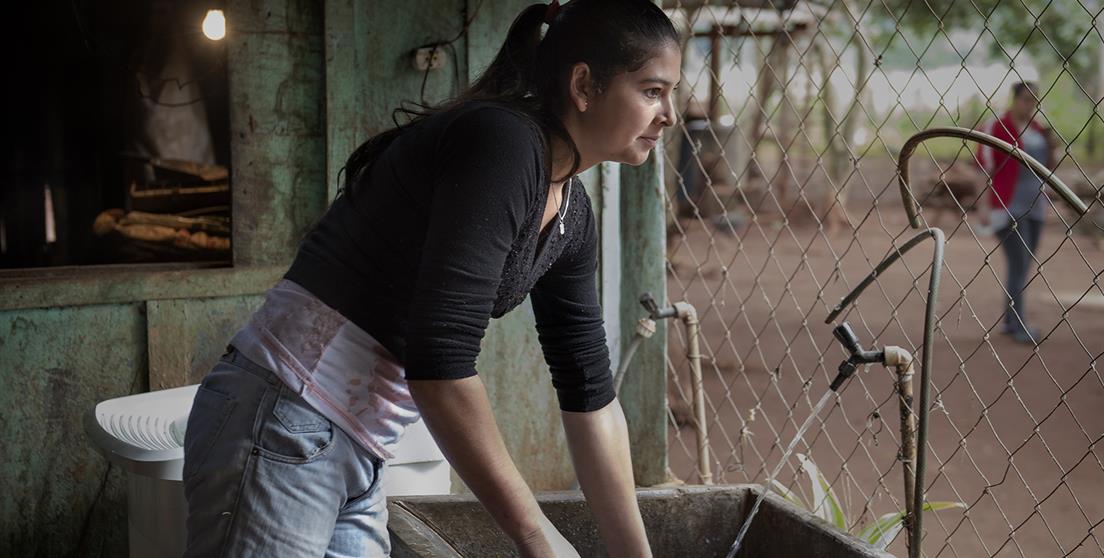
[{"x1": 769, "y1": 454, "x2": 966, "y2": 550}]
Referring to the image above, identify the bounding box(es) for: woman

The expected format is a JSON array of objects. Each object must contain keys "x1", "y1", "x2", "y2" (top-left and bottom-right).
[
  {"x1": 181, "y1": 1, "x2": 680, "y2": 556},
  {"x1": 977, "y1": 81, "x2": 1056, "y2": 345}
]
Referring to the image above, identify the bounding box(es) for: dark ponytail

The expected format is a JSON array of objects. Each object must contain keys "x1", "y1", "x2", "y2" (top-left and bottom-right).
[{"x1": 341, "y1": 0, "x2": 678, "y2": 197}]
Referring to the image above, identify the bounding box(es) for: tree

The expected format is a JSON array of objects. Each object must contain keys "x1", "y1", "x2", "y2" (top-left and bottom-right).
[{"x1": 875, "y1": 0, "x2": 1103, "y2": 122}]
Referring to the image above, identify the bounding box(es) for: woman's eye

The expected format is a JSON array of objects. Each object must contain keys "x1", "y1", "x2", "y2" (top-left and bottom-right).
[{"x1": 645, "y1": 88, "x2": 662, "y2": 99}]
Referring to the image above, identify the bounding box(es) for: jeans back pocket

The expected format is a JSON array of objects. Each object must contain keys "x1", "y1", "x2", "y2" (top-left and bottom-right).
[{"x1": 257, "y1": 385, "x2": 335, "y2": 463}]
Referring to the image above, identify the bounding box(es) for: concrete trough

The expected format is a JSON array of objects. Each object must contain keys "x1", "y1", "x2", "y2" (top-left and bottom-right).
[{"x1": 388, "y1": 484, "x2": 895, "y2": 557}]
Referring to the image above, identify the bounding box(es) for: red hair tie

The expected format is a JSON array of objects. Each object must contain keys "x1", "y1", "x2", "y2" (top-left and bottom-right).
[{"x1": 544, "y1": 0, "x2": 561, "y2": 25}]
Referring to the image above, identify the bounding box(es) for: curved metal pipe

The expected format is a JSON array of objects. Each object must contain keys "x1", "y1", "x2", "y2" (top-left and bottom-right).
[
  {"x1": 825, "y1": 229, "x2": 943, "y2": 323},
  {"x1": 891, "y1": 125, "x2": 1092, "y2": 556},
  {"x1": 897, "y1": 126, "x2": 1088, "y2": 229},
  {"x1": 825, "y1": 227, "x2": 944, "y2": 558}
]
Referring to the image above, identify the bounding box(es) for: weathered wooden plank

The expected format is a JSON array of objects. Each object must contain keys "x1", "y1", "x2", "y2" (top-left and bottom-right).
[
  {"x1": 0, "y1": 265, "x2": 283, "y2": 311},
  {"x1": 359, "y1": 0, "x2": 466, "y2": 137},
  {"x1": 324, "y1": 0, "x2": 368, "y2": 201},
  {"x1": 465, "y1": 0, "x2": 530, "y2": 83},
  {"x1": 620, "y1": 149, "x2": 670, "y2": 487},
  {"x1": 146, "y1": 295, "x2": 265, "y2": 390},
  {"x1": 0, "y1": 304, "x2": 147, "y2": 557},
  {"x1": 326, "y1": 0, "x2": 468, "y2": 195},
  {"x1": 228, "y1": 0, "x2": 327, "y2": 266}
]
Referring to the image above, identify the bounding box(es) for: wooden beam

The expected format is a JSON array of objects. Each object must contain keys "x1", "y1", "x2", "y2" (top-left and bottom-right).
[
  {"x1": 663, "y1": 0, "x2": 799, "y2": 9},
  {"x1": 709, "y1": 25, "x2": 723, "y2": 122},
  {"x1": 0, "y1": 265, "x2": 283, "y2": 311},
  {"x1": 691, "y1": 21, "x2": 809, "y2": 39}
]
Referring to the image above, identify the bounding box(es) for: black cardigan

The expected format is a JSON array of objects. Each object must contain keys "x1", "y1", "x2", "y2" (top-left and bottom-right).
[{"x1": 285, "y1": 102, "x2": 615, "y2": 412}]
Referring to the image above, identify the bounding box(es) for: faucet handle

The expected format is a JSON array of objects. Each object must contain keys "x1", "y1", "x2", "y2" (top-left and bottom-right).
[{"x1": 833, "y1": 321, "x2": 865, "y2": 355}]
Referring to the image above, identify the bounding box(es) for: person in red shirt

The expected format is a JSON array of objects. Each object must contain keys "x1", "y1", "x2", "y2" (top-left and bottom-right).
[{"x1": 976, "y1": 81, "x2": 1057, "y2": 344}]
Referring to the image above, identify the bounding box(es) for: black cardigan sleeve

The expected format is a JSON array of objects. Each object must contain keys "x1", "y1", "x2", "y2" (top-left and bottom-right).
[
  {"x1": 530, "y1": 193, "x2": 617, "y2": 412},
  {"x1": 402, "y1": 107, "x2": 543, "y2": 380}
]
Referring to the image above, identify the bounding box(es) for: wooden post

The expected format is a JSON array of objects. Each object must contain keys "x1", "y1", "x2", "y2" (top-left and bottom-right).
[
  {"x1": 619, "y1": 149, "x2": 669, "y2": 487},
  {"x1": 709, "y1": 24, "x2": 723, "y2": 123}
]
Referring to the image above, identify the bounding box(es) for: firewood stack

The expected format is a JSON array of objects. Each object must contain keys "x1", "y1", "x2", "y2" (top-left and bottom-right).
[
  {"x1": 93, "y1": 209, "x2": 230, "y2": 252},
  {"x1": 93, "y1": 156, "x2": 231, "y2": 260}
]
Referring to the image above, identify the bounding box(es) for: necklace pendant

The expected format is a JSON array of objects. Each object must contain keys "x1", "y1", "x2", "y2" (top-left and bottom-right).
[{"x1": 559, "y1": 221, "x2": 565, "y2": 235}]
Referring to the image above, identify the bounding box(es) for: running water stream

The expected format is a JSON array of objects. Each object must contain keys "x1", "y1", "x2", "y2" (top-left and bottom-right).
[{"x1": 726, "y1": 389, "x2": 836, "y2": 558}]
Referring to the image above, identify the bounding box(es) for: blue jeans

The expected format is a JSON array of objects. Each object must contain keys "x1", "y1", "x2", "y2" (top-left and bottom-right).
[
  {"x1": 182, "y1": 347, "x2": 390, "y2": 557},
  {"x1": 998, "y1": 218, "x2": 1043, "y2": 334}
]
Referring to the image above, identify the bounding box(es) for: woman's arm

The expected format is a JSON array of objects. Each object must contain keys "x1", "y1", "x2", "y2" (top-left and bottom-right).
[
  {"x1": 400, "y1": 107, "x2": 578, "y2": 555},
  {"x1": 409, "y1": 377, "x2": 579, "y2": 557},
  {"x1": 561, "y1": 398, "x2": 651, "y2": 557},
  {"x1": 529, "y1": 190, "x2": 651, "y2": 555}
]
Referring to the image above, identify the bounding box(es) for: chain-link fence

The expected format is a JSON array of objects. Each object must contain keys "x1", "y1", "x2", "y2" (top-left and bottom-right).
[{"x1": 657, "y1": 1, "x2": 1104, "y2": 556}]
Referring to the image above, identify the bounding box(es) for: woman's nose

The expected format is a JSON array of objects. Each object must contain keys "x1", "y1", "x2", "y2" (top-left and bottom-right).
[{"x1": 660, "y1": 98, "x2": 678, "y2": 128}]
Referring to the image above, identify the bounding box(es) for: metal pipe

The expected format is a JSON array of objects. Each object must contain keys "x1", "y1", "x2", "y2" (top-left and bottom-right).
[
  {"x1": 885, "y1": 346, "x2": 918, "y2": 555},
  {"x1": 897, "y1": 127, "x2": 1089, "y2": 229},
  {"x1": 629, "y1": 293, "x2": 711, "y2": 484},
  {"x1": 676, "y1": 302, "x2": 712, "y2": 485},
  {"x1": 826, "y1": 227, "x2": 943, "y2": 558},
  {"x1": 889, "y1": 125, "x2": 1091, "y2": 557},
  {"x1": 826, "y1": 229, "x2": 943, "y2": 323}
]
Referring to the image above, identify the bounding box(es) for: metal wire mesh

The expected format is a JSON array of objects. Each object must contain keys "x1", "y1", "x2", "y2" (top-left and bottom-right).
[{"x1": 658, "y1": 1, "x2": 1104, "y2": 556}]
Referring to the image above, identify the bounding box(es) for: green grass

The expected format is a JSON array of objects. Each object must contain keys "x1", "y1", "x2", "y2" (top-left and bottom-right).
[{"x1": 876, "y1": 67, "x2": 1104, "y2": 164}]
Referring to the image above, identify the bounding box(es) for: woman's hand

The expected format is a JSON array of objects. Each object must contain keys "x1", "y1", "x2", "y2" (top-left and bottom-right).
[{"x1": 516, "y1": 514, "x2": 581, "y2": 558}]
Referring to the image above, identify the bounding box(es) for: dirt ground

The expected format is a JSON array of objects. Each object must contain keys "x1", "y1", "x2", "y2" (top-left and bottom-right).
[{"x1": 663, "y1": 156, "x2": 1104, "y2": 557}]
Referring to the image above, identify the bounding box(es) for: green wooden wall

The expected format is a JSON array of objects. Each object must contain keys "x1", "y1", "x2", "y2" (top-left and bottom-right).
[{"x1": 0, "y1": 1, "x2": 668, "y2": 555}]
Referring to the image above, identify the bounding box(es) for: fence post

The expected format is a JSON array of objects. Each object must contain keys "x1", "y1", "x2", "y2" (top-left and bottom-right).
[{"x1": 620, "y1": 148, "x2": 670, "y2": 487}]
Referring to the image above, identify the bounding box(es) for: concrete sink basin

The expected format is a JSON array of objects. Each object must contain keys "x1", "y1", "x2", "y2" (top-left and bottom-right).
[{"x1": 387, "y1": 484, "x2": 895, "y2": 557}]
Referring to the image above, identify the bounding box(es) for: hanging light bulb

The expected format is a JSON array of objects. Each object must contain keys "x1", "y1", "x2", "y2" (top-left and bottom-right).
[{"x1": 202, "y1": 9, "x2": 226, "y2": 41}]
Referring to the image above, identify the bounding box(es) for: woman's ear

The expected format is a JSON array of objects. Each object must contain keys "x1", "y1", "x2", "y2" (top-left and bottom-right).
[{"x1": 568, "y1": 62, "x2": 593, "y2": 113}]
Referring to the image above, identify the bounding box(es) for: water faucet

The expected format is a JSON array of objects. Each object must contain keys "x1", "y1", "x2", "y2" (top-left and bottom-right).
[{"x1": 829, "y1": 321, "x2": 884, "y2": 391}]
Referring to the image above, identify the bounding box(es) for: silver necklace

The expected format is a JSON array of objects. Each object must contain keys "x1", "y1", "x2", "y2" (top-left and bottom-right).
[{"x1": 555, "y1": 177, "x2": 574, "y2": 235}]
